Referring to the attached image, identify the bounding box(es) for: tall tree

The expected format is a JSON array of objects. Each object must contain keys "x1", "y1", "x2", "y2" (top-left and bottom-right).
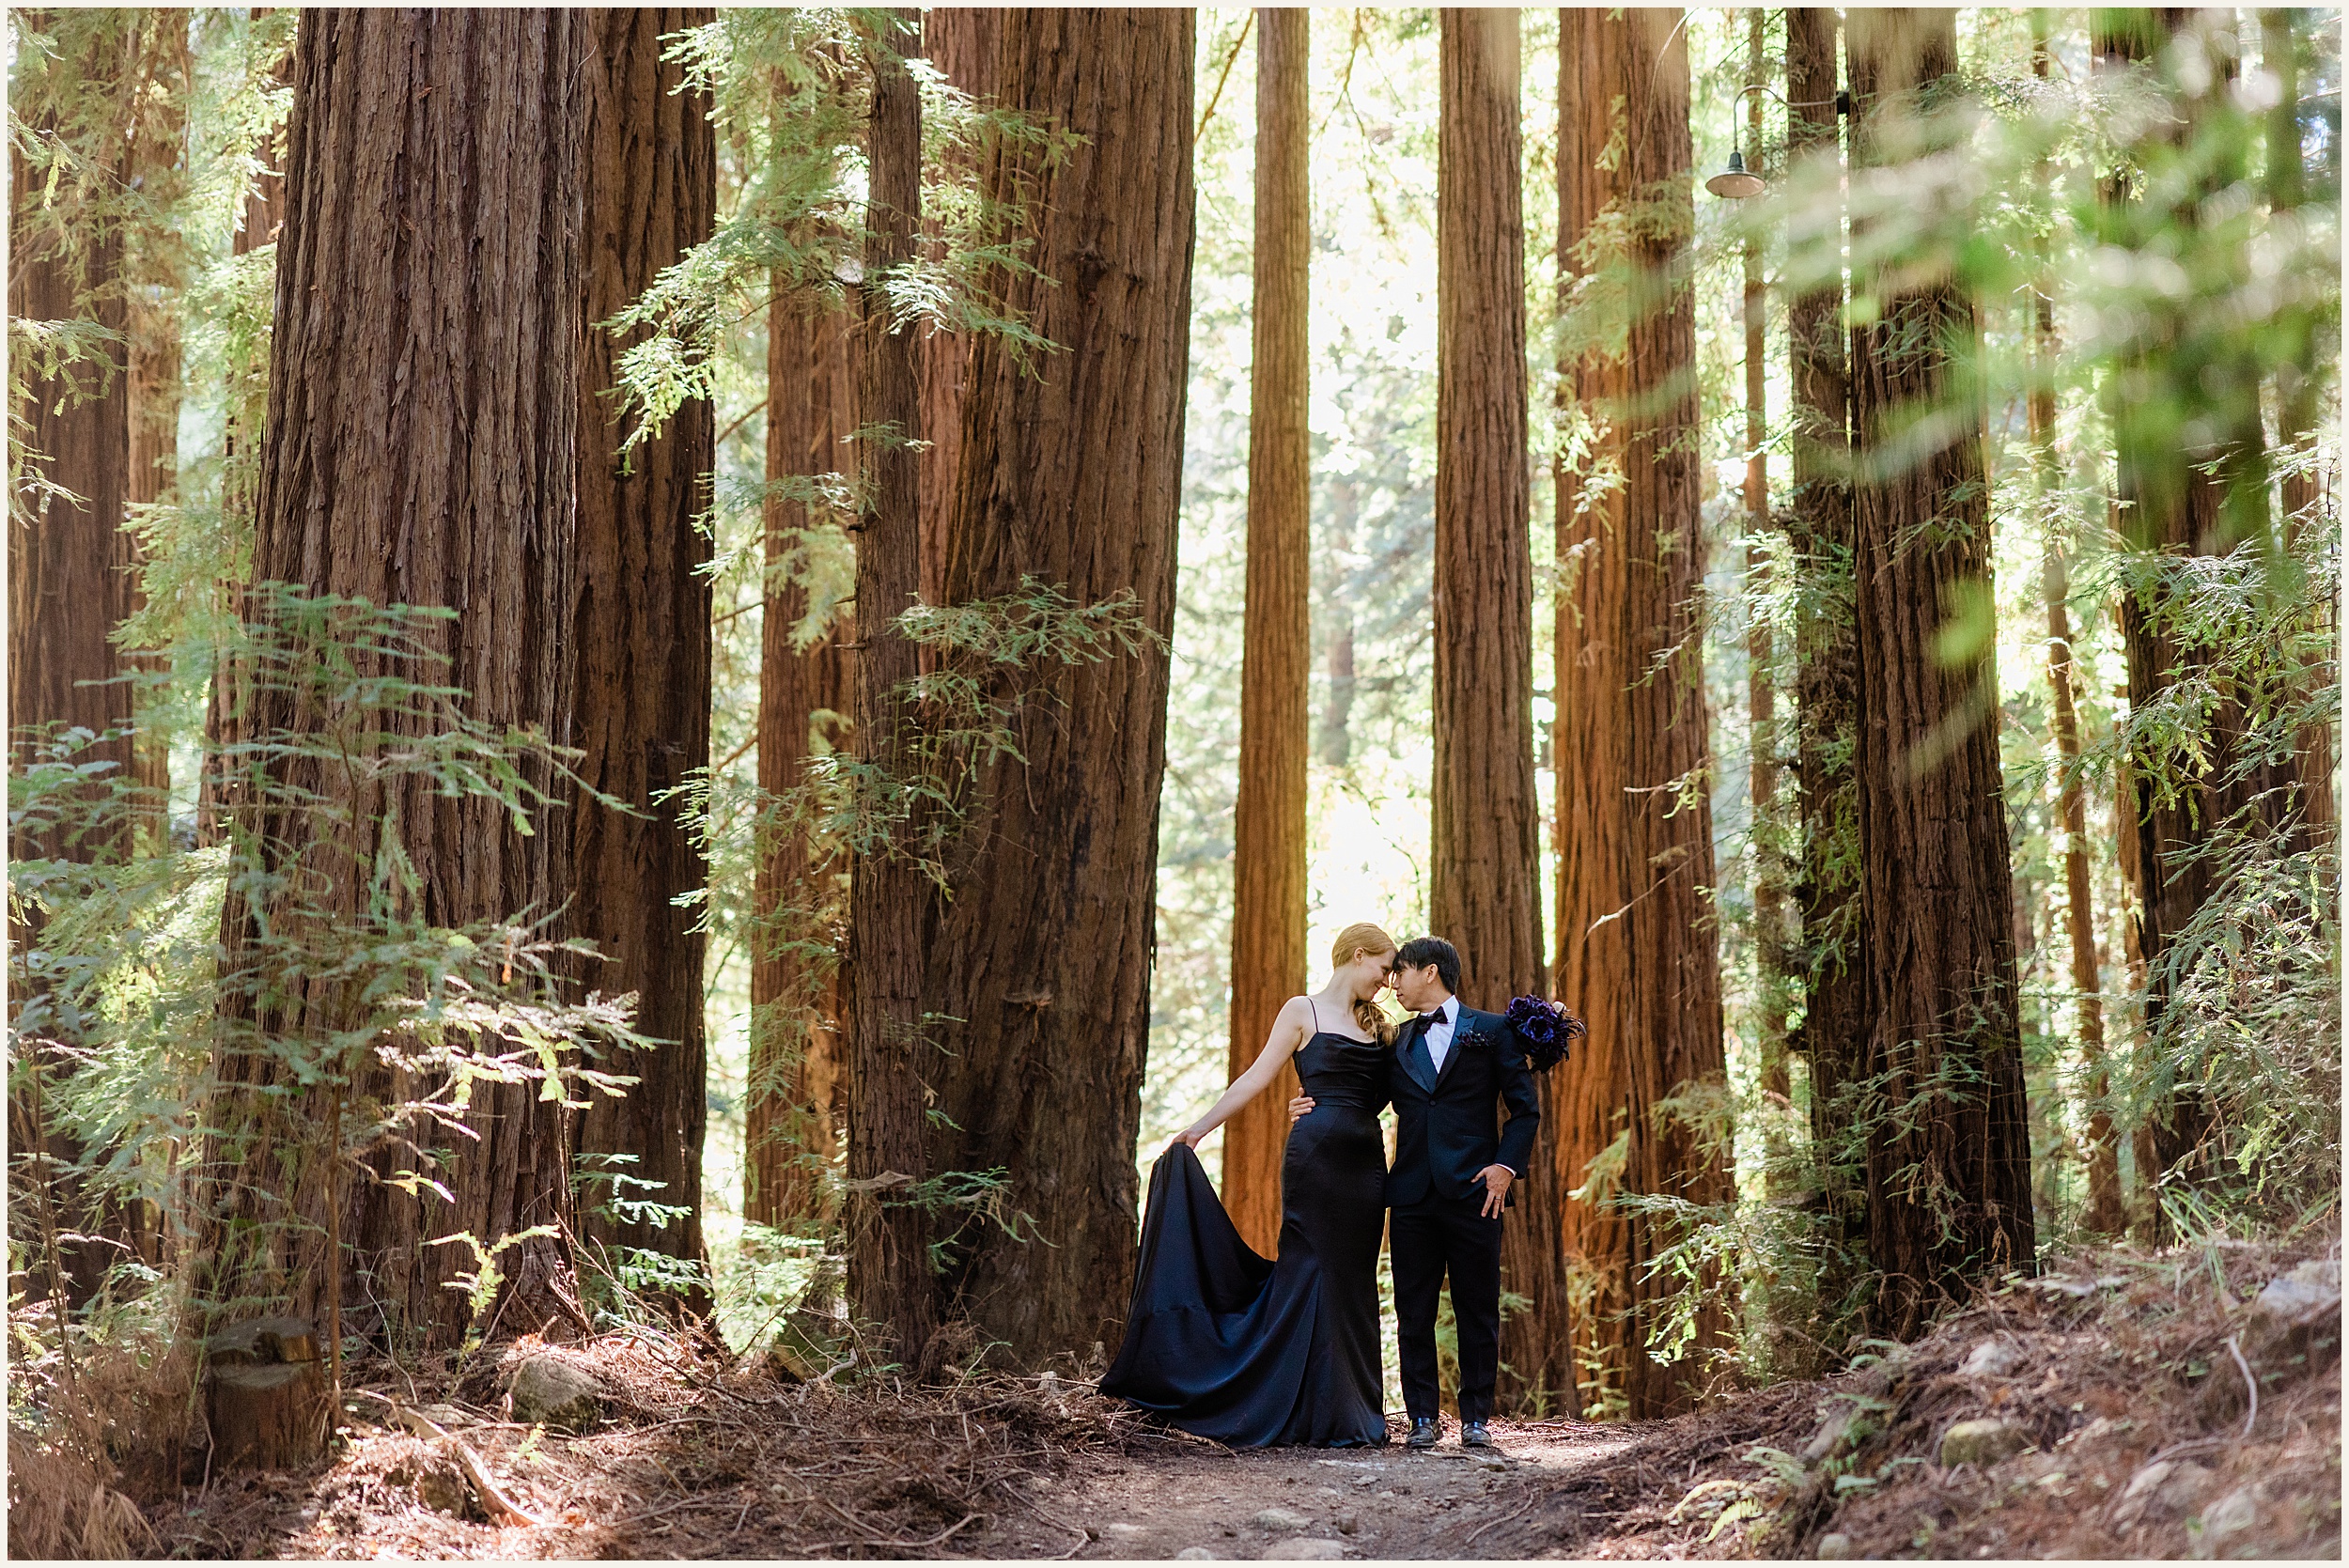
[
  {"x1": 846, "y1": 7, "x2": 938, "y2": 1362},
  {"x1": 2028, "y1": 15, "x2": 2124, "y2": 1237},
  {"x1": 123, "y1": 23, "x2": 194, "y2": 824},
  {"x1": 197, "y1": 11, "x2": 292, "y2": 848},
  {"x1": 918, "y1": 8, "x2": 998, "y2": 607},
  {"x1": 1742, "y1": 8, "x2": 1793, "y2": 1163},
  {"x1": 571, "y1": 7, "x2": 718, "y2": 1303},
  {"x1": 1783, "y1": 6, "x2": 1869, "y2": 1248},
  {"x1": 747, "y1": 293, "x2": 856, "y2": 1230},
  {"x1": 2098, "y1": 8, "x2": 2298, "y2": 1198},
  {"x1": 210, "y1": 8, "x2": 592, "y2": 1347},
  {"x1": 1221, "y1": 5, "x2": 1312, "y2": 1261},
  {"x1": 1846, "y1": 8, "x2": 2036, "y2": 1335},
  {"x1": 8, "y1": 26, "x2": 135, "y2": 804},
  {"x1": 925, "y1": 8, "x2": 1193, "y2": 1366},
  {"x1": 2261, "y1": 8, "x2": 2337, "y2": 837},
  {"x1": 2262, "y1": 8, "x2": 2326, "y2": 531},
  {"x1": 1553, "y1": 5, "x2": 1729, "y2": 1421},
  {"x1": 1439, "y1": 5, "x2": 1557, "y2": 1416},
  {"x1": 8, "y1": 15, "x2": 139, "y2": 1307}
]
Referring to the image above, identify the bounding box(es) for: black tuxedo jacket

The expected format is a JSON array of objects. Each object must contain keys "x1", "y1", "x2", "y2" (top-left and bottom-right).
[{"x1": 1384, "y1": 1003, "x2": 1542, "y2": 1208}]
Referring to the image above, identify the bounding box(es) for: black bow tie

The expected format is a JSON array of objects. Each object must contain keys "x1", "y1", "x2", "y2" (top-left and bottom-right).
[{"x1": 1423, "y1": 1010, "x2": 1445, "y2": 1025}]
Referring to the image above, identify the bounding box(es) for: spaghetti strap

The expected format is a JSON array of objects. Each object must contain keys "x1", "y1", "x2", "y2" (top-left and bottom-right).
[{"x1": 1305, "y1": 997, "x2": 1319, "y2": 1034}]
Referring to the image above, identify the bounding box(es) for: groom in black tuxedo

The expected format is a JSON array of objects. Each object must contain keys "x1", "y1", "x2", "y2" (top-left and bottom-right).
[
  {"x1": 1304, "y1": 935, "x2": 1542, "y2": 1446},
  {"x1": 1381, "y1": 934, "x2": 1539, "y2": 1448}
]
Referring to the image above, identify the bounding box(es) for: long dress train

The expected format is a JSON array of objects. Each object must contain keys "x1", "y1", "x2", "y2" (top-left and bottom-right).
[{"x1": 1098, "y1": 1028, "x2": 1390, "y2": 1448}]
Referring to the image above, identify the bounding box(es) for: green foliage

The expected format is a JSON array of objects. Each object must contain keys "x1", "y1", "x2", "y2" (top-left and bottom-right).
[
  {"x1": 8, "y1": 589, "x2": 650, "y2": 1363},
  {"x1": 606, "y1": 8, "x2": 1075, "y2": 453},
  {"x1": 2145, "y1": 823, "x2": 2340, "y2": 1221}
]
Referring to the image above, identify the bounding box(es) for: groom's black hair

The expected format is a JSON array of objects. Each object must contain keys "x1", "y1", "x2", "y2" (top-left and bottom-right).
[{"x1": 1395, "y1": 936, "x2": 1460, "y2": 996}]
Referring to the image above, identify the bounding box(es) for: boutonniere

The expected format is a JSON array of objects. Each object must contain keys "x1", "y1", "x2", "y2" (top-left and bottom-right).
[{"x1": 1503, "y1": 996, "x2": 1587, "y2": 1072}]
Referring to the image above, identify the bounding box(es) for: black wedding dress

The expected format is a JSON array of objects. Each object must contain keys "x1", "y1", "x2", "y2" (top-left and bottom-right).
[{"x1": 1098, "y1": 1025, "x2": 1391, "y2": 1447}]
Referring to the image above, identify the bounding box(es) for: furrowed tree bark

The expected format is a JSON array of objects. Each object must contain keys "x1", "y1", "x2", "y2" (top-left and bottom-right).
[
  {"x1": 1784, "y1": 0, "x2": 1871, "y2": 1330},
  {"x1": 748, "y1": 289, "x2": 856, "y2": 1231},
  {"x1": 8, "y1": 29, "x2": 138, "y2": 1308},
  {"x1": 8, "y1": 115, "x2": 134, "y2": 812},
  {"x1": 1553, "y1": 6, "x2": 1728, "y2": 1421},
  {"x1": 209, "y1": 8, "x2": 591, "y2": 1349},
  {"x1": 2029, "y1": 19, "x2": 2124, "y2": 1238},
  {"x1": 572, "y1": 7, "x2": 717, "y2": 1309},
  {"x1": 1437, "y1": 7, "x2": 1556, "y2": 1417},
  {"x1": 1847, "y1": 9, "x2": 2037, "y2": 1337},
  {"x1": 925, "y1": 8, "x2": 1193, "y2": 1368},
  {"x1": 1221, "y1": 5, "x2": 1312, "y2": 1262},
  {"x1": 918, "y1": 8, "x2": 999, "y2": 608},
  {"x1": 846, "y1": 8, "x2": 939, "y2": 1365}
]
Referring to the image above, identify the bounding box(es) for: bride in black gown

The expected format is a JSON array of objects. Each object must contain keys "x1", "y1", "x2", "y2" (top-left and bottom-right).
[{"x1": 1099, "y1": 922, "x2": 1398, "y2": 1448}]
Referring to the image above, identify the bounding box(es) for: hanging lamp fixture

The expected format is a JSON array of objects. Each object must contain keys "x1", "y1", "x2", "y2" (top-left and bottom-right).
[{"x1": 1705, "y1": 85, "x2": 1850, "y2": 199}]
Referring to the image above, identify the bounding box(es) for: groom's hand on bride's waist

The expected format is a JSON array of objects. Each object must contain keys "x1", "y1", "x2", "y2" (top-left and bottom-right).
[
  {"x1": 1288, "y1": 1094, "x2": 1315, "y2": 1122},
  {"x1": 1475, "y1": 1164, "x2": 1514, "y2": 1218}
]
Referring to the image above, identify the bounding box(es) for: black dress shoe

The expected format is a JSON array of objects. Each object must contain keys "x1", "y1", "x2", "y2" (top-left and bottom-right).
[
  {"x1": 1461, "y1": 1421, "x2": 1493, "y2": 1448},
  {"x1": 1406, "y1": 1417, "x2": 1440, "y2": 1449}
]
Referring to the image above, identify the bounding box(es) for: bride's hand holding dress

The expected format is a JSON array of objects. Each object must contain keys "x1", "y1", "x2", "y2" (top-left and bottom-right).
[{"x1": 1097, "y1": 930, "x2": 1399, "y2": 1449}]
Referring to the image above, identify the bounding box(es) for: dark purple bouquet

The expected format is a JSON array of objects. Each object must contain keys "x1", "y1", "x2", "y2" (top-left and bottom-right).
[{"x1": 1503, "y1": 995, "x2": 1586, "y2": 1072}]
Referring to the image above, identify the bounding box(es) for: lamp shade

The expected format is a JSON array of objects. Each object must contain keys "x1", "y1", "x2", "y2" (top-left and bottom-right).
[{"x1": 1706, "y1": 147, "x2": 1766, "y2": 200}]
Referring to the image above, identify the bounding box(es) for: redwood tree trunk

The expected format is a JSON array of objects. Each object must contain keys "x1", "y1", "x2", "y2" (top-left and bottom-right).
[
  {"x1": 846, "y1": 8, "x2": 938, "y2": 1363},
  {"x1": 8, "y1": 151, "x2": 134, "y2": 800},
  {"x1": 196, "y1": 16, "x2": 290, "y2": 847},
  {"x1": 1221, "y1": 5, "x2": 1312, "y2": 1262},
  {"x1": 747, "y1": 290, "x2": 855, "y2": 1231},
  {"x1": 924, "y1": 8, "x2": 1193, "y2": 1367},
  {"x1": 1743, "y1": 8, "x2": 1791, "y2": 1148},
  {"x1": 2029, "y1": 19, "x2": 2123, "y2": 1238},
  {"x1": 571, "y1": 7, "x2": 717, "y2": 1304},
  {"x1": 1784, "y1": 0, "x2": 1871, "y2": 1323},
  {"x1": 8, "y1": 57, "x2": 137, "y2": 1309},
  {"x1": 1846, "y1": 9, "x2": 2036, "y2": 1337},
  {"x1": 2101, "y1": 9, "x2": 2295, "y2": 1198},
  {"x1": 2261, "y1": 8, "x2": 2337, "y2": 838},
  {"x1": 125, "y1": 27, "x2": 192, "y2": 829},
  {"x1": 1435, "y1": 7, "x2": 1555, "y2": 1416},
  {"x1": 210, "y1": 8, "x2": 591, "y2": 1348},
  {"x1": 1553, "y1": 5, "x2": 1728, "y2": 1421},
  {"x1": 917, "y1": 8, "x2": 999, "y2": 609}
]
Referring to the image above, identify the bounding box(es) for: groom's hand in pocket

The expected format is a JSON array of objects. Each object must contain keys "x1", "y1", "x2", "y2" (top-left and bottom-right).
[
  {"x1": 1288, "y1": 1095, "x2": 1315, "y2": 1122},
  {"x1": 1474, "y1": 1164, "x2": 1514, "y2": 1218}
]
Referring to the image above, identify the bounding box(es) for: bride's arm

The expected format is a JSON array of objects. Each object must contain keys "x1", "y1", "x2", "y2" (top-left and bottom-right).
[{"x1": 1175, "y1": 997, "x2": 1311, "y2": 1147}]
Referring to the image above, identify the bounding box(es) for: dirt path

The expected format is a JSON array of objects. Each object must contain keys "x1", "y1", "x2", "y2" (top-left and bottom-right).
[{"x1": 958, "y1": 1421, "x2": 1653, "y2": 1561}]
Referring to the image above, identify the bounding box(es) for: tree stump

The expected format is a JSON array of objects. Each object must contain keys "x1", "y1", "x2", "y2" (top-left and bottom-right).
[{"x1": 204, "y1": 1315, "x2": 327, "y2": 1471}]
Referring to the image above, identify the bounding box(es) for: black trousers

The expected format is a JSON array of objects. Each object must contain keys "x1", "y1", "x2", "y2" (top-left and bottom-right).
[{"x1": 1390, "y1": 1191, "x2": 1504, "y2": 1423}]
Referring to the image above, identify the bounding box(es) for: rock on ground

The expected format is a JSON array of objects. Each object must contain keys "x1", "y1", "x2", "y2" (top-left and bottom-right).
[
  {"x1": 505, "y1": 1354, "x2": 605, "y2": 1433},
  {"x1": 1938, "y1": 1417, "x2": 2033, "y2": 1467},
  {"x1": 2113, "y1": 1459, "x2": 2217, "y2": 1526},
  {"x1": 1252, "y1": 1507, "x2": 1313, "y2": 1531},
  {"x1": 1959, "y1": 1339, "x2": 2024, "y2": 1378}
]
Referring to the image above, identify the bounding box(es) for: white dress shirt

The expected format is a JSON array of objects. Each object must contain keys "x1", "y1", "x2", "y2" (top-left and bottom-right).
[{"x1": 1421, "y1": 995, "x2": 1458, "y2": 1074}]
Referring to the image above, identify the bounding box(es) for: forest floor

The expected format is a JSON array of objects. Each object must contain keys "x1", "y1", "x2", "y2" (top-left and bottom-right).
[{"x1": 11, "y1": 1234, "x2": 2338, "y2": 1560}]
